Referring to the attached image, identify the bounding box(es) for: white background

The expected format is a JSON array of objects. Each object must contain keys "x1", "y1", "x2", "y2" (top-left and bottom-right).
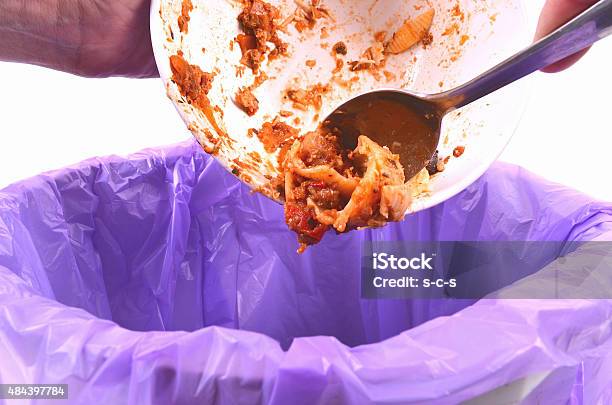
[{"x1": 0, "y1": 1, "x2": 610, "y2": 200}]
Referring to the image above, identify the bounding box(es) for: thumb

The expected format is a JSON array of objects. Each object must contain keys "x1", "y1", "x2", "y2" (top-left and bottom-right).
[{"x1": 534, "y1": 0, "x2": 598, "y2": 73}]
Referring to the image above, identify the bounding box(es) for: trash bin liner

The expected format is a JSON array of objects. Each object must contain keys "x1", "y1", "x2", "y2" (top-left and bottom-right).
[{"x1": 0, "y1": 139, "x2": 611, "y2": 404}]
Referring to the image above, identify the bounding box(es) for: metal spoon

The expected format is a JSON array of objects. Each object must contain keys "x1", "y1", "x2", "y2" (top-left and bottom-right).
[{"x1": 324, "y1": 0, "x2": 612, "y2": 180}]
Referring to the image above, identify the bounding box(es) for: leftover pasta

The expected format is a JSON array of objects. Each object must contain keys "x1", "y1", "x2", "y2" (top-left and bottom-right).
[{"x1": 282, "y1": 126, "x2": 429, "y2": 252}]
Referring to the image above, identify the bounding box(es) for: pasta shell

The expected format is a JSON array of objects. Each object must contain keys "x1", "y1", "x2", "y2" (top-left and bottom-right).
[{"x1": 385, "y1": 8, "x2": 435, "y2": 54}]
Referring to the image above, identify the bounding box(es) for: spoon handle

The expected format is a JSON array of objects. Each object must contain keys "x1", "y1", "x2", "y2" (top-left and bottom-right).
[{"x1": 431, "y1": 0, "x2": 612, "y2": 111}]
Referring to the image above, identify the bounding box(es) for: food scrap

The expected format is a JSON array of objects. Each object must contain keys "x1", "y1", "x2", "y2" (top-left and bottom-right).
[
  {"x1": 332, "y1": 58, "x2": 344, "y2": 74},
  {"x1": 285, "y1": 83, "x2": 331, "y2": 111},
  {"x1": 235, "y1": 87, "x2": 259, "y2": 116},
  {"x1": 178, "y1": 0, "x2": 193, "y2": 33},
  {"x1": 385, "y1": 8, "x2": 435, "y2": 54},
  {"x1": 442, "y1": 23, "x2": 460, "y2": 36},
  {"x1": 349, "y1": 41, "x2": 385, "y2": 72},
  {"x1": 421, "y1": 31, "x2": 434, "y2": 47},
  {"x1": 332, "y1": 41, "x2": 348, "y2": 56},
  {"x1": 169, "y1": 54, "x2": 214, "y2": 110},
  {"x1": 237, "y1": 0, "x2": 288, "y2": 72},
  {"x1": 254, "y1": 119, "x2": 299, "y2": 153},
  {"x1": 285, "y1": 0, "x2": 333, "y2": 32},
  {"x1": 451, "y1": 2, "x2": 465, "y2": 22},
  {"x1": 453, "y1": 145, "x2": 465, "y2": 158}
]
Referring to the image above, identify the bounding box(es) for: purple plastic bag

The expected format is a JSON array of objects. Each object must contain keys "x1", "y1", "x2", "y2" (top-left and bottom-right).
[{"x1": 0, "y1": 140, "x2": 611, "y2": 404}]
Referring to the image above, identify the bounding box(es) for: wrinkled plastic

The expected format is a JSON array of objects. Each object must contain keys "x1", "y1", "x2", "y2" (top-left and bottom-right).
[{"x1": 0, "y1": 140, "x2": 611, "y2": 404}]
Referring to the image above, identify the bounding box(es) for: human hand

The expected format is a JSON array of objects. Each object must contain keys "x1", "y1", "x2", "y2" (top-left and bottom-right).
[
  {"x1": 74, "y1": 0, "x2": 158, "y2": 78},
  {"x1": 0, "y1": 0, "x2": 157, "y2": 78},
  {"x1": 535, "y1": 0, "x2": 599, "y2": 73}
]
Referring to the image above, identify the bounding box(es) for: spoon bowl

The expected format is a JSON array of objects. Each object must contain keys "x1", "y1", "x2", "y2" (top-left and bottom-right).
[{"x1": 325, "y1": 90, "x2": 442, "y2": 180}]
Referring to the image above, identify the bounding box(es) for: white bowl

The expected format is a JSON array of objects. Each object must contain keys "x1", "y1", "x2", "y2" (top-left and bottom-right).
[{"x1": 150, "y1": 0, "x2": 530, "y2": 212}]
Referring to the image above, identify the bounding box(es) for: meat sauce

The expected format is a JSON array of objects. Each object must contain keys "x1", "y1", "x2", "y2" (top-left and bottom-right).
[
  {"x1": 169, "y1": 55, "x2": 214, "y2": 110},
  {"x1": 284, "y1": 130, "x2": 351, "y2": 248},
  {"x1": 256, "y1": 120, "x2": 298, "y2": 153},
  {"x1": 237, "y1": 0, "x2": 287, "y2": 72}
]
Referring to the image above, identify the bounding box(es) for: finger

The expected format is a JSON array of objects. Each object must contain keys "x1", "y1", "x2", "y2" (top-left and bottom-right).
[
  {"x1": 540, "y1": 48, "x2": 590, "y2": 73},
  {"x1": 535, "y1": 0, "x2": 598, "y2": 72}
]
